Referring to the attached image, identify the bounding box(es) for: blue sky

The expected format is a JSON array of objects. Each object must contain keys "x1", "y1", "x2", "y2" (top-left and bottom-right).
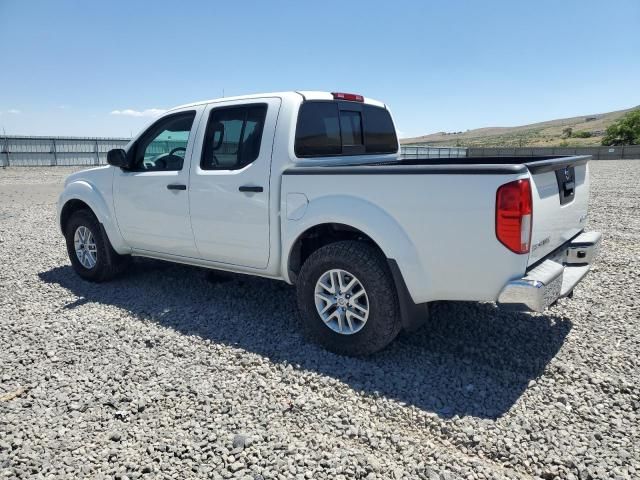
[{"x1": 1, "y1": 0, "x2": 639, "y2": 138}]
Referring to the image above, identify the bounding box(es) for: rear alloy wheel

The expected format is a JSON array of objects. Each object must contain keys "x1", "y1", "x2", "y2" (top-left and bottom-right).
[
  {"x1": 314, "y1": 268, "x2": 369, "y2": 335},
  {"x1": 297, "y1": 240, "x2": 401, "y2": 356}
]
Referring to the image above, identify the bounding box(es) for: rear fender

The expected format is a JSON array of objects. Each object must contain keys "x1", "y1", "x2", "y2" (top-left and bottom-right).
[{"x1": 282, "y1": 194, "x2": 426, "y2": 303}]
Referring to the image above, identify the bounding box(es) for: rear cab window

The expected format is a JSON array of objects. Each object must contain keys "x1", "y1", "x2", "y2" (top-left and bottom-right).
[{"x1": 295, "y1": 101, "x2": 397, "y2": 158}]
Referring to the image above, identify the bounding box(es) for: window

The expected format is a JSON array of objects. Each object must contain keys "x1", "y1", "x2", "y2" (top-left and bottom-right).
[
  {"x1": 363, "y1": 105, "x2": 397, "y2": 154},
  {"x1": 340, "y1": 111, "x2": 363, "y2": 146},
  {"x1": 201, "y1": 104, "x2": 267, "y2": 170},
  {"x1": 294, "y1": 101, "x2": 398, "y2": 158},
  {"x1": 133, "y1": 112, "x2": 196, "y2": 171},
  {"x1": 294, "y1": 102, "x2": 341, "y2": 157}
]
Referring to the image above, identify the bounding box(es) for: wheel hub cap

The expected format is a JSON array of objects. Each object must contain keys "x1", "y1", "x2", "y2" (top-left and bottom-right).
[{"x1": 314, "y1": 269, "x2": 369, "y2": 335}]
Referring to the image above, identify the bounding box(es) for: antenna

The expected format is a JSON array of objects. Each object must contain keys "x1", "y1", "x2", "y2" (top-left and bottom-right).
[{"x1": 222, "y1": 88, "x2": 225, "y2": 98}]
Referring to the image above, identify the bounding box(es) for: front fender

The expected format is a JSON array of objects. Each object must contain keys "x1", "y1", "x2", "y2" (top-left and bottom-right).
[
  {"x1": 58, "y1": 180, "x2": 129, "y2": 254},
  {"x1": 281, "y1": 194, "x2": 427, "y2": 303}
]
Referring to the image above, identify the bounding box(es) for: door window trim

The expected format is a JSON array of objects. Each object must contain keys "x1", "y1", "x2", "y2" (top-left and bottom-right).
[
  {"x1": 200, "y1": 103, "x2": 269, "y2": 171},
  {"x1": 129, "y1": 110, "x2": 197, "y2": 172}
]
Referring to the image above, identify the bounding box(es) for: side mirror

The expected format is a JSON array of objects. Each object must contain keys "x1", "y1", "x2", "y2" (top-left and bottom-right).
[{"x1": 107, "y1": 148, "x2": 131, "y2": 169}]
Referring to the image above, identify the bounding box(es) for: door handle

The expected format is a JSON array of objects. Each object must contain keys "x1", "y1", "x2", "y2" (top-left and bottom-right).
[
  {"x1": 239, "y1": 185, "x2": 263, "y2": 193},
  {"x1": 167, "y1": 184, "x2": 187, "y2": 191}
]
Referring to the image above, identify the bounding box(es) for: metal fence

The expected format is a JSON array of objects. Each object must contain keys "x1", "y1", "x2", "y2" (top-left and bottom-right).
[
  {"x1": 466, "y1": 145, "x2": 640, "y2": 160},
  {"x1": 0, "y1": 138, "x2": 469, "y2": 166},
  {"x1": 2, "y1": 136, "x2": 639, "y2": 167},
  {"x1": 1, "y1": 136, "x2": 130, "y2": 166},
  {"x1": 399, "y1": 146, "x2": 467, "y2": 158},
  {"x1": 402, "y1": 144, "x2": 640, "y2": 160}
]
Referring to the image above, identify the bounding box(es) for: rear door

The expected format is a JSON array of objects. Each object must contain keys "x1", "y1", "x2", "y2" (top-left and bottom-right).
[
  {"x1": 527, "y1": 157, "x2": 590, "y2": 265},
  {"x1": 188, "y1": 97, "x2": 281, "y2": 268}
]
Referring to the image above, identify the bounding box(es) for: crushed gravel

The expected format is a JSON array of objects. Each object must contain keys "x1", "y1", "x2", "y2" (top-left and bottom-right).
[{"x1": 0, "y1": 161, "x2": 638, "y2": 479}]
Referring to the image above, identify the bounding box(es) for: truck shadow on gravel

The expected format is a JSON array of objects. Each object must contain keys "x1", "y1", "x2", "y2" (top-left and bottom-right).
[{"x1": 40, "y1": 259, "x2": 572, "y2": 420}]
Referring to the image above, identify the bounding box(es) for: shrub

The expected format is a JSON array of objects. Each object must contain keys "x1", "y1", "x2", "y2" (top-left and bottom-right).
[
  {"x1": 572, "y1": 130, "x2": 592, "y2": 138},
  {"x1": 602, "y1": 110, "x2": 640, "y2": 145}
]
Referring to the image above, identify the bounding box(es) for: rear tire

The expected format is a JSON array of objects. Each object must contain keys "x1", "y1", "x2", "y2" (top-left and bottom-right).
[
  {"x1": 64, "y1": 210, "x2": 130, "y2": 282},
  {"x1": 296, "y1": 240, "x2": 401, "y2": 356}
]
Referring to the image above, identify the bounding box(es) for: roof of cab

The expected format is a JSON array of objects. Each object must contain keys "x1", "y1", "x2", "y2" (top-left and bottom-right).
[{"x1": 167, "y1": 91, "x2": 386, "y2": 112}]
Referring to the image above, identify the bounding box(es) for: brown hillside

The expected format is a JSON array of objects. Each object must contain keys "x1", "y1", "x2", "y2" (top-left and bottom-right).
[{"x1": 401, "y1": 105, "x2": 640, "y2": 147}]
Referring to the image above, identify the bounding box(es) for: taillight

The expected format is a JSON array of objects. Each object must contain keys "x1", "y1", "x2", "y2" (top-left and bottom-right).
[
  {"x1": 496, "y1": 179, "x2": 532, "y2": 254},
  {"x1": 331, "y1": 92, "x2": 364, "y2": 102}
]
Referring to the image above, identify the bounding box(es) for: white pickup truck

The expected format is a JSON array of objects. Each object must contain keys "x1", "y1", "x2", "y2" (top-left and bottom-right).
[{"x1": 58, "y1": 91, "x2": 601, "y2": 355}]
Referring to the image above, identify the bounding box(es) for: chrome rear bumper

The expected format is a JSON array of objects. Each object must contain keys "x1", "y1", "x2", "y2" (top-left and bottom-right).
[{"x1": 497, "y1": 231, "x2": 602, "y2": 312}]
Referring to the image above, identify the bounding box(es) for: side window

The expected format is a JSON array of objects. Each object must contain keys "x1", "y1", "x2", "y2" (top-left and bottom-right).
[
  {"x1": 133, "y1": 111, "x2": 196, "y2": 171},
  {"x1": 201, "y1": 104, "x2": 267, "y2": 170},
  {"x1": 294, "y1": 101, "x2": 398, "y2": 157}
]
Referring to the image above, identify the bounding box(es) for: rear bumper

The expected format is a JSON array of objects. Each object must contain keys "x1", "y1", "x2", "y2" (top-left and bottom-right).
[{"x1": 497, "y1": 231, "x2": 602, "y2": 312}]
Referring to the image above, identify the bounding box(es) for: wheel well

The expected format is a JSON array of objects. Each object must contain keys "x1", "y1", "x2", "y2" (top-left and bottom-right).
[
  {"x1": 288, "y1": 223, "x2": 384, "y2": 282},
  {"x1": 60, "y1": 199, "x2": 93, "y2": 233}
]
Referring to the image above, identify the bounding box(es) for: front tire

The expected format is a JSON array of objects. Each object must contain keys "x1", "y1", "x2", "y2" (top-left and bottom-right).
[
  {"x1": 64, "y1": 210, "x2": 129, "y2": 282},
  {"x1": 296, "y1": 241, "x2": 401, "y2": 356}
]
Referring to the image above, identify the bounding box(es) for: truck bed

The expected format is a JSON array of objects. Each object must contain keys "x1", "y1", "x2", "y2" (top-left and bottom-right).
[{"x1": 283, "y1": 154, "x2": 591, "y2": 289}]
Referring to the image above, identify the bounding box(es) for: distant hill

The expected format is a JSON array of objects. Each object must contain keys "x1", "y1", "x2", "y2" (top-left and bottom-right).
[{"x1": 401, "y1": 105, "x2": 640, "y2": 147}]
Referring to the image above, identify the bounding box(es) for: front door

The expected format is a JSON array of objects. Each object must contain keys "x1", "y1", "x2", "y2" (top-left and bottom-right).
[
  {"x1": 113, "y1": 109, "x2": 201, "y2": 257},
  {"x1": 189, "y1": 98, "x2": 281, "y2": 268}
]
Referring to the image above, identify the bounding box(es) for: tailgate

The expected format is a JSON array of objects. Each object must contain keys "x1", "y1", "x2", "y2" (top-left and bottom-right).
[{"x1": 527, "y1": 156, "x2": 590, "y2": 266}]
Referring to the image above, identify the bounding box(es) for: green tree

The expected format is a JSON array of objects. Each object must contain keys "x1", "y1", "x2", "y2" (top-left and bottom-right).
[
  {"x1": 562, "y1": 127, "x2": 573, "y2": 138},
  {"x1": 602, "y1": 110, "x2": 640, "y2": 146}
]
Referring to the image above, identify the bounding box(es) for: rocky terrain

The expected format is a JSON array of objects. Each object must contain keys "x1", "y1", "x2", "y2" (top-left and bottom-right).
[{"x1": 1, "y1": 162, "x2": 638, "y2": 479}]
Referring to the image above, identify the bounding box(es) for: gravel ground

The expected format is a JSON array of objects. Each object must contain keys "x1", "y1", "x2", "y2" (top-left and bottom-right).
[{"x1": 0, "y1": 161, "x2": 638, "y2": 480}]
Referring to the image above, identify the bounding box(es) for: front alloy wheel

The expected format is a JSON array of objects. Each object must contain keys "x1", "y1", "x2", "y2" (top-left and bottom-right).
[
  {"x1": 73, "y1": 225, "x2": 98, "y2": 269},
  {"x1": 64, "y1": 209, "x2": 130, "y2": 282}
]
